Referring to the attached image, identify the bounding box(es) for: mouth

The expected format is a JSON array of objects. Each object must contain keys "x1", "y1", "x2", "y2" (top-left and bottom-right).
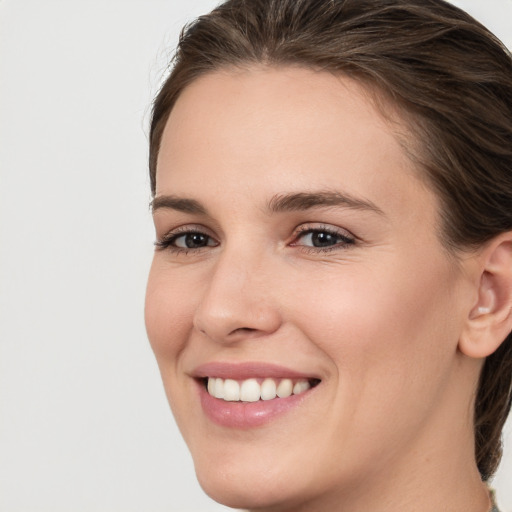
[
  {"x1": 192, "y1": 362, "x2": 322, "y2": 428},
  {"x1": 203, "y1": 376, "x2": 321, "y2": 402}
]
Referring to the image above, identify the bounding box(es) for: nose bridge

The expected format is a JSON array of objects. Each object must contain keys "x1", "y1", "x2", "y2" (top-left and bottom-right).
[{"x1": 193, "y1": 240, "x2": 281, "y2": 342}]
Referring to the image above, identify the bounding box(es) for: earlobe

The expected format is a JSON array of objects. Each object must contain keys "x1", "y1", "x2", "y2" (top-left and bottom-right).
[{"x1": 459, "y1": 234, "x2": 512, "y2": 359}]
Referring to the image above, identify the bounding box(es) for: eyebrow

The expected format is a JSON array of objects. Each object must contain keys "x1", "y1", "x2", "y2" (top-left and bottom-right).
[
  {"x1": 151, "y1": 190, "x2": 384, "y2": 216},
  {"x1": 151, "y1": 195, "x2": 208, "y2": 215},
  {"x1": 267, "y1": 191, "x2": 384, "y2": 216}
]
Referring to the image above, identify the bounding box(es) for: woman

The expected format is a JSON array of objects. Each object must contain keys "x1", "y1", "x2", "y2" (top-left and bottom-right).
[{"x1": 145, "y1": 0, "x2": 512, "y2": 510}]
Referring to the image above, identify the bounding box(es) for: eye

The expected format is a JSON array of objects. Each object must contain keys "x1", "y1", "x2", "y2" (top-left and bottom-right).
[
  {"x1": 173, "y1": 232, "x2": 215, "y2": 249},
  {"x1": 291, "y1": 225, "x2": 355, "y2": 251},
  {"x1": 155, "y1": 228, "x2": 218, "y2": 253}
]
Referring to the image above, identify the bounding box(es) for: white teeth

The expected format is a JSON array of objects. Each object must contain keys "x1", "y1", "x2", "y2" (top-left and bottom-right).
[
  {"x1": 240, "y1": 378, "x2": 261, "y2": 402},
  {"x1": 206, "y1": 377, "x2": 313, "y2": 402},
  {"x1": 207, "y1": 377, "x2": 215, "y2": 396},
  {"x1": 214, "y1": 377, "x2": 224, "y2": 399},
  {"x1": 293, "y1": 380, "x2": 311, "y2": 395},
  {"x1": 276, "y1": 378, "x2": 293, "y2": 398},
  {"x1": 223, "y1": 379, "x2": 240, "y2": 401},
  {"x1": 260, "y1": 378, "x2": 277, "y2": 400}
]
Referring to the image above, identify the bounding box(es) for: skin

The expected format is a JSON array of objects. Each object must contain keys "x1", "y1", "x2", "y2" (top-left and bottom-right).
[{"x1": 145, "y1": 67, "x2": 492, "y2": 512}]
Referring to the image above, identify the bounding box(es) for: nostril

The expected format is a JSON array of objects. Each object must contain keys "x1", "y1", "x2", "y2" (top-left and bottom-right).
[
  {"x1": 226, "y1": 327, "x2": 263, "y2": 340},
  {"x1": 232, "y1": 327, "x2": 257, "y2": 334}
]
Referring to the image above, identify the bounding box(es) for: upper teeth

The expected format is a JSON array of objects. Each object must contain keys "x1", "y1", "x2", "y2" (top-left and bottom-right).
[{"x1": 207, "y1": 377, "x2": 311, "y2": 402}]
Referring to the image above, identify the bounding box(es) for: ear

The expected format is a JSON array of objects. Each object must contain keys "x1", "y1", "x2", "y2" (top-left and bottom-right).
[{"x1": 459, "y1": 232, "x2": 512, "y2": 359}]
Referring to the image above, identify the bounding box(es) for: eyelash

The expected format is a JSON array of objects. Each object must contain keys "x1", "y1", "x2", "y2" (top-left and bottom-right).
[
  {"x1": 290, "y1": 224, "x2": 356, "y2": 253},
  {"x1": 154, "y1": 224, "x2": 356, "y2": 255},
  {"x1": 154, "y1": 226, "x2": 218, "y2": 255}
]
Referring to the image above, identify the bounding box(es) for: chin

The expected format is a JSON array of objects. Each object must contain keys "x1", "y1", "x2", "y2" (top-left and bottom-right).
[
  {"x1": 198, "y1": 475, "x2": 275, "y2": 510},
  {"x1": 190, "y1": 440, "x2": 348, "y2": 512},
  {"x1": 185, "y1": 437, "x2": 300, "y2": 509},
  {"x1": 191, "y1": 446, "x2": 285, "y2": 508},
  {"x1": 196, "y1": 468, "x2": 305, "y2": 511}
]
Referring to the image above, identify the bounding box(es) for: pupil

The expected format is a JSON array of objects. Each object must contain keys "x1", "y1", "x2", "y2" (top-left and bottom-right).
[
  {"x1": 312, "y1": 232, "x2": 336, "y2": 247},
  {"x1": 186, "y1": 233, "x2": 207, "y2": 248}
]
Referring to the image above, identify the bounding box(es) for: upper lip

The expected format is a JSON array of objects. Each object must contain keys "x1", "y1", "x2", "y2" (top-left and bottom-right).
[{"x1": 192, "y1": 361, "x2": 320, "y2": 381}]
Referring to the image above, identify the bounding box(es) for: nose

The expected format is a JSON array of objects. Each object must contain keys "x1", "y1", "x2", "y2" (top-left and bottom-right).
[{"x1": 193, "y1": 246, "x2": 282, "y2": 344}]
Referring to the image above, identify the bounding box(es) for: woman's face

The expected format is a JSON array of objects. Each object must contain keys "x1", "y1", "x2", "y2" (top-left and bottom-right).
[{"x1": 145, "y1": 67, "x2": 476, "y2": 510}]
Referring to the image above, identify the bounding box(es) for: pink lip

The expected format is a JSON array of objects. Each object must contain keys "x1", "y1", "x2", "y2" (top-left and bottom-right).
[
  {"x1": 192, "y1": 361, "x2": 318, "y2": 380},
  {"x1": 192, "y1": 362, "x2": 320, "y2": 429}
]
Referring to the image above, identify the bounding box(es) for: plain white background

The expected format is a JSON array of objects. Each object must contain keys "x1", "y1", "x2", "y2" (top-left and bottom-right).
[{"x1": 0, "y1": 1, "x2": 510, "y2": 511}]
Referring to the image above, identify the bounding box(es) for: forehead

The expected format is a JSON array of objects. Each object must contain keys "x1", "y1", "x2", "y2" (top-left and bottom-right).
[
  {"x1": 156, "y1": 66, "x2": 434, "y2": 224},
  {"x1": 158, "y1": 66, "x2": 404, "y2": 167}
]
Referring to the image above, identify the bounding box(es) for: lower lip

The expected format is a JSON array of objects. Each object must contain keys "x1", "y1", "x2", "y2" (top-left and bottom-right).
[{"x1": 197, "y1": 381, "x2": 314, "y2": 429}]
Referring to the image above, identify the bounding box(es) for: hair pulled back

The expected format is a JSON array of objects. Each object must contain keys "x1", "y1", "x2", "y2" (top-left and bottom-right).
[{"x1": 149, "y1": 0, "x2": 512, "y2": 481}]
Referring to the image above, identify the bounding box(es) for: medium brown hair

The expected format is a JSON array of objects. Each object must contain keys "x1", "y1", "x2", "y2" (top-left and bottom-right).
[{"x1": 149, "y1": 0, "x2": 512, "y2": 480}]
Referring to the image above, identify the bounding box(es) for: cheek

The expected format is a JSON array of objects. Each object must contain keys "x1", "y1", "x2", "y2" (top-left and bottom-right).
[
  {"x1": 289, "y1": 255, "x2": 461, "y2": 412},
  {"x1": 279, "y1": 258, "x2": 464, "y2": 473},
  {"x1": 144, "y1": 259, "x2": 196, "y2": 367}
]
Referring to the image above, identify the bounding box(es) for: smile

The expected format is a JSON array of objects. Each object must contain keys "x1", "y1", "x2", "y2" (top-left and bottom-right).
[
  {"x1": 206, "y1": 377, "x2": 318, "y2": 402},
  {"x1": 194, "y1": 363, "x2": 322, "y2": 428}
]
